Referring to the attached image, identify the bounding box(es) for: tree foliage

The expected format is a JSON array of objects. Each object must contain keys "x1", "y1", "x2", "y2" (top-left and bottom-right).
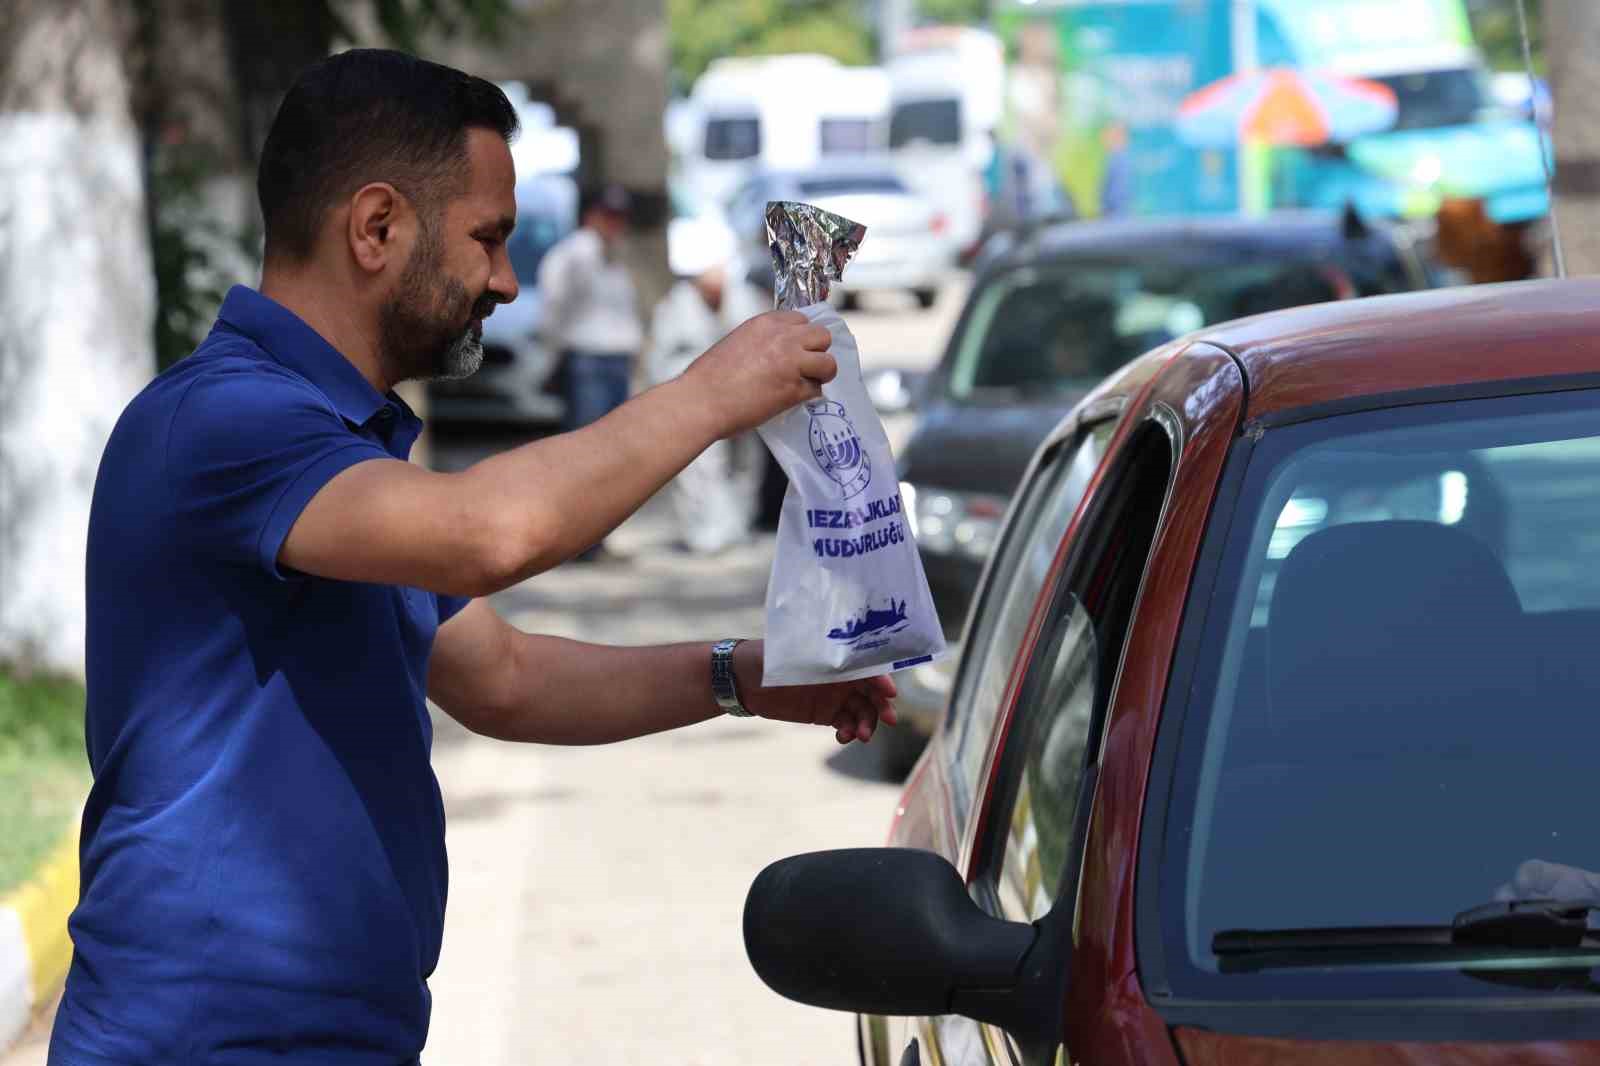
[
  {"x1": 667, "y1": 0, "x2": 872, "y2": 90},
  {"x1": 361, "y1": 0, "x2": 510, "y2": 54},
  {"x1": 1466, "y1": 0, "x2": 1543, "y2": 72},
  {"x1": 917, "y1": 0, "x2": 988, "y2": 27},
  {"x1": 139, "y1": 0, "x2": 516, "y2": 368}
]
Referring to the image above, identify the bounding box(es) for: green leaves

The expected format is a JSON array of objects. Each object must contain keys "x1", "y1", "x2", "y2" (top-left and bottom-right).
[
  {"x1": 1466, "y1": 0, "x2": 1543, "y2": 74},
  {"x1": 358, "y1": 0, "x2": 516, "y2": 53},
  {"x1": 916, "y1": 0, "x2": 989, "y2": 27},
  {"x1": 668, "y1": 0, "x2": 872, "y2": 89},
  {"x1": 0, "y1": 667, "x2": 84, "y2": 761}
]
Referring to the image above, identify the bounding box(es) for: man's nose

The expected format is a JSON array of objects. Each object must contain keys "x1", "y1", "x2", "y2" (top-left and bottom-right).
[{"x1": 491, "y1": 256, "x2": 519, "y2": 305}]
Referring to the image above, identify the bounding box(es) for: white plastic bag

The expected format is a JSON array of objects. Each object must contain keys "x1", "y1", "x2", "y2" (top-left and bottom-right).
[{"x1": 756, "y1": 201, "x2": 945, "y2": 686}]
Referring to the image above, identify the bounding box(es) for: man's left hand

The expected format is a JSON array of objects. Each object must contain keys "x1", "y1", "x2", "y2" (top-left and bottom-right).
[{"x1": 735, "y1": 640, "x2": 898, "y2": 744}]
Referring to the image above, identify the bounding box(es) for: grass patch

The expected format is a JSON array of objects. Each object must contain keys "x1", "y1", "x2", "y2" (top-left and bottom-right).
[{"x1": 0, "y1": 669, "x2": 89, "y2": 896}]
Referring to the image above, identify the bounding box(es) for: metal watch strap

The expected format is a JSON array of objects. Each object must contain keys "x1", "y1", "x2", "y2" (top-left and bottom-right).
[{"x1": 711, "y1": 638, "x2": 754, "y2": 718}]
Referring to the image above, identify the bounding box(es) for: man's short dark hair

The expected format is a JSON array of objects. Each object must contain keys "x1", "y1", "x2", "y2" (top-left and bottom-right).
[{"x1": 258, "y1": 49, "x2": 519, "y2": 262}]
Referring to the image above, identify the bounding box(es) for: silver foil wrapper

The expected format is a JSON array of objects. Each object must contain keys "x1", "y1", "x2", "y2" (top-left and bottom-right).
[{"x1": 765, "y1": 201, "x2": 867, "y2": 310}]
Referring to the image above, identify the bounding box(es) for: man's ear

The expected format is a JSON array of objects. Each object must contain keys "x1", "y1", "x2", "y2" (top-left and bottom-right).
[{"x1": 348, "y1": 182, "x2": 405, "y2": 274}]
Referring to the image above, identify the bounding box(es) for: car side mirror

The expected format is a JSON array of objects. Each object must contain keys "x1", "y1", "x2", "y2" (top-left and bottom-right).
[{"x1": 744, "y1": 848, "x2": 1058, "y2": 1045}]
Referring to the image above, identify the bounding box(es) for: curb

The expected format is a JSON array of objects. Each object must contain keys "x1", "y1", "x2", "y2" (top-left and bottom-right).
[{"x1": 0, "y1": 825, "x2": 78, "y2": 1055}]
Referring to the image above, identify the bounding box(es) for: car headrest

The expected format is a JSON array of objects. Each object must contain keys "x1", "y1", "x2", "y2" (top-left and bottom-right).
[{"x1": 1266, "y1": 521, "x2": 1523, "y2": 750}]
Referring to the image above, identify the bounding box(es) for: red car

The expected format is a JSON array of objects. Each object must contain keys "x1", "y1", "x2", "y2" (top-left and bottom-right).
[{"x1": 745, "y1": 278, "x2": 1600, "y2": 1064}]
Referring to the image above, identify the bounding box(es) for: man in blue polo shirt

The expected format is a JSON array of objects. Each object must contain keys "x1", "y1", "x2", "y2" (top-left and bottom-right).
[{"x1": 52, "y1": 50, "x2": 895, "y2": 1066}]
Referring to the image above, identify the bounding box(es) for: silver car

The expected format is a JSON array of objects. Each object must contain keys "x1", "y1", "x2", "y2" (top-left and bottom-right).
[{"x1": 725, "y1": 161, "x2": 956, "y2": 310}]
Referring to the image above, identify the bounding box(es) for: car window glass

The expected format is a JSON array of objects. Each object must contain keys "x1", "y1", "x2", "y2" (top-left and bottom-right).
[
  {"x1": 725, "y1": 178, "x2": 773, "y2": 239},
  {"x1": 507, "y1": 210, "x2": 567, "y2": 283},
  {"x1": 704, "y1": 116, "x2": 760, "y2": 161},
  {"x1": 945, "y1": 260, "x2": 1356, "y2": 402},
  {"x1": 996, "y1": 601, "x2": 1096, "y2": 921},
  {"x1": 1370, "y1": 66, "x2": 1489, "y2": 129},
  {"x1": 1163, "y1": 390, "x2": 1600, "y2": 1001},
  {"x1": 945, "y1": 421, "x2": 1115, "y2": 830},
  {"x1": 986, "y1": 423, "x2": 1174, "y2": 922},
  {"x1": 890, "y1": 98, "x2": 962, "y2": 147}
]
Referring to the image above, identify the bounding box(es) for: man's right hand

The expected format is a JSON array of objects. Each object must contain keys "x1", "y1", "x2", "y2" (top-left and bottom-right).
[{"x1": 681, "y1": 310, "x2": 837, "y2": 435}]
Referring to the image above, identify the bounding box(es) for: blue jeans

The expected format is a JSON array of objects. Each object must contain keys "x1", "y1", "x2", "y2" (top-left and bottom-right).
[{"x1": 564, "y1": 351, "x2": 632, "y2": 431}]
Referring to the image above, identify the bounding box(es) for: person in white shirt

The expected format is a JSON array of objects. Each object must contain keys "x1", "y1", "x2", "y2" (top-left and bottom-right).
[
  {"x1": 538, "y1": 183, "x2": 644, "y2": 433},
  {"x1": 647, "y1": 218, "x2": 767, "y2": 554}
]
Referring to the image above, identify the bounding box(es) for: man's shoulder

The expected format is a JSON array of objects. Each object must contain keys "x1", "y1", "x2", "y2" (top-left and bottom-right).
[
  {"x1": 155, "y1": 337, "x2": 332, "y2": 419},
  {"x1": 110, "y1": 339, "x2": 342, "y2": 481}
]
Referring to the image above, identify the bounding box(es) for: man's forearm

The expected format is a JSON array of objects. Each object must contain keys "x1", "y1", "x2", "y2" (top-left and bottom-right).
[
  {"x1": 466, "y1": 634, "x2": 727, "y2": 745},
  {"x1": 459, "y1": 376, "x2": 719, "y2": 586},
  {"x1": 278, "y1": 311, "x2": 829, "y2": 598}
]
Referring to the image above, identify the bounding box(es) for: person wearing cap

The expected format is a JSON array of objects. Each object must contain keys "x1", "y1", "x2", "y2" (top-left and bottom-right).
[
  {"x1": 538, "y1": 182, "x2": 643, "y2": 435},
  {"x1": 647, "y1": 218, "x2": 767, "y2": 553}
]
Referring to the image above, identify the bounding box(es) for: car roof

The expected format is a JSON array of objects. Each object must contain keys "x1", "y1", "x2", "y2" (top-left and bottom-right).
[
  {"x1": 999, "y1": 211, "x2": 1389, "y2": 268},
  {"x1": 1189, "y1": 277, "x2": 1600, "y2": 422}
]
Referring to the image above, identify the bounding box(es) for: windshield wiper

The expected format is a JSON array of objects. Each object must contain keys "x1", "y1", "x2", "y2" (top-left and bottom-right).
[
  {"x1": 1454, "y1": 899, "x2": 1598, "y2": 948},
  {"x1": 1212, "y1": 899, "x2": 1600, "y2": 970}
]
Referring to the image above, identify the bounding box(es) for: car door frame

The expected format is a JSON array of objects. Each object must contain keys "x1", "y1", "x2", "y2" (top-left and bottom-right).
[
  {"x1": 863, "y1": 395, "x2": 1127, "y2": 1066},
  {"x1": 1059, "y1": 342, "x2": 1244, "y2": 1063},
  {"x1": 951, "y1": 342, "x2": 1246, "y2": 1064}
]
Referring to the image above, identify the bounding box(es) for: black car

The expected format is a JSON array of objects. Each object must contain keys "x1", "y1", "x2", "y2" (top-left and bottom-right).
[{"x1": 879, "y1": 209, "x2": 1430, "y2": 773}]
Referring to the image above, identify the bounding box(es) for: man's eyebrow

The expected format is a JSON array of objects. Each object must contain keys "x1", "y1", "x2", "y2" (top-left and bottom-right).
[{"x1": 475, "y1": 215, "x2": 516, "y2": 239}]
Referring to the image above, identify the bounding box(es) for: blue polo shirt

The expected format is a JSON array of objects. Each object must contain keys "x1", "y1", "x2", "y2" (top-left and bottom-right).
[{"x1": 52, "y1": 286, "x2": 470, "y2": 1066}]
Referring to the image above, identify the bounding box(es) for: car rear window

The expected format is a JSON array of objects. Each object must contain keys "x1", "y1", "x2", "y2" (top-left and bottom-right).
[
  {"x1": 945, "y1": 258, "x2": 1360, "y2": 401},
  {"x1": 507, "y1": 210, "x2": 566, "y2": 282},
  {"x1": 890, "y1": 98, "x2": 961, "y2": 147},
  {"x1": 1158, "y1": 387, "x2": 1600, "y2": 1004}
]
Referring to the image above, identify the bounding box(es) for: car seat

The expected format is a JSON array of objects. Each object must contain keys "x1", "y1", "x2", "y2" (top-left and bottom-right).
[{"x1": 1196, "y1": 521, "x2": 1555, "y2": 937}]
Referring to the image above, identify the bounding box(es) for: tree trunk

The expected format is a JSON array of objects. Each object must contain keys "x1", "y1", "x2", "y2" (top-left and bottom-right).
[
  {"x1": 0, "y1": 0, "x2": 154, "y2": 676},
  {"x1": 1545, "y1": 0, "x2": 1600, "y2": 274}
]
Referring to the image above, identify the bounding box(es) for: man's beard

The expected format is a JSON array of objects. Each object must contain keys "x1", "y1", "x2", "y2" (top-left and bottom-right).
[{"x1": 378, "y1": 221, "x2": 496, "y2": 383}]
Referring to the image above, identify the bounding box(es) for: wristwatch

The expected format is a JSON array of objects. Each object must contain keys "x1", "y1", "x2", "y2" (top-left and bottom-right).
[{"x1": 711, "y1": 638, "x2": 754, "y2": 718}]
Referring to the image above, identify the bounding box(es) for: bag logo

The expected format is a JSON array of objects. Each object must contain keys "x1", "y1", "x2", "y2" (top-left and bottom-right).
[
  {"x1": 827, "y1": 597, "x2": 909, "y2": 646},
  {"x1": 806, "y1": 399, "x2": 871, "y2": 500}
]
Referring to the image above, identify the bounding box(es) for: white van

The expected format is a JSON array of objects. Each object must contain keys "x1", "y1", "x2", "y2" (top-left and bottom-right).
[
  {"x1": 887, "y1": 27, "x2": 1005, "y2": 256},
  {"x1": 681, "y1": 55, "x2": 890, "y2": 212}
]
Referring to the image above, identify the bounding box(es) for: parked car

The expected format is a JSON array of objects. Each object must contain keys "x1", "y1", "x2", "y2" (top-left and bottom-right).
[
  {"x1": 746, "y1": 277, "x2": 1600, "y2": 1063},
  {"x1": 876, "y1": 209, "x2": 1430, "y2": 776},
  {"x1": 725, "y1": 161, "x2": 956, "y2": 309},
  {"x1": 428, "y1": 175, "x2": 575, "y2": 426}
]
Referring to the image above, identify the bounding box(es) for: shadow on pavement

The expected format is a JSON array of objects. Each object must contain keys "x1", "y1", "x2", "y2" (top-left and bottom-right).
[{"x1": 824, "y1": 731, "x2": 903, "y2": 784}]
